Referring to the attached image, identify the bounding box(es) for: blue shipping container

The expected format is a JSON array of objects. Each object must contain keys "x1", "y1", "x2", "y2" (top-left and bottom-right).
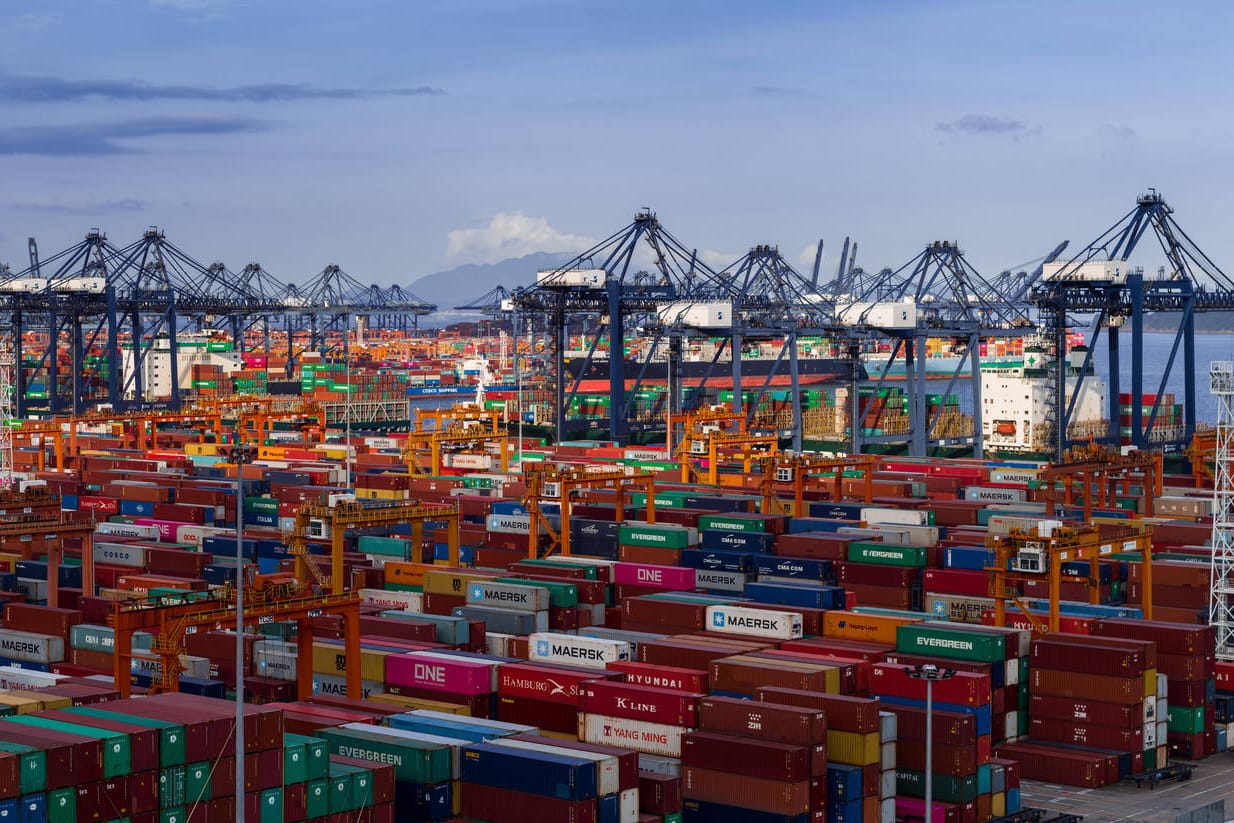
[{"x1": 460, "y1": 742, "x2": 598, "y2": 801}]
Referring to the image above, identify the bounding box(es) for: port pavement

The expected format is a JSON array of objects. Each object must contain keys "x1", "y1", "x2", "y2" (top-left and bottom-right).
[{"x1": 1019, "y1": 760, "x2": 1234, "y2": 822}]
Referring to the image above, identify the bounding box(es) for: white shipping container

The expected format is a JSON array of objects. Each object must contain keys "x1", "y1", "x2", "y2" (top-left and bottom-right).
[
  {"x1": 860, "y1": 507, "x2": 930, "y2": 527},
  {"x1": 529, "y1": 632, "x2": 630, "y2": 670},
  {"x1": 963, "y1": 485, "x2": 1027, "y2": 504},
  {"x1": 620, "y1": 788, "x2": 639, "y2": 823},
  {"x1": 0, "y1": 630, "x2": 64, "y2": 664},
  {"x1": 925, "y1": 594, "x2": 995, "y2": 624},
  {"x1": 132, "y1": 652, "x2": 210, "y2": 679},
  {"x1": 579, "y1": 712, "x2": 684, "y2": 757},
  {"x1": 486, "y1": 513, "x2": 532, "y2": 534},
  {"x1": 359, "y1": 588, "x2": 423, "y2": 612},
  {"x1": 95, "y1": 522, "x2": 161, "y2": 540},
  {"x1": 986, "y1": 514, "x2": 1039, "y2": 537},
  {"x1": 364, "y1": 437, "x2": 400, "y2": 450},
  {"x1": 13, "y1": 579, "x2": 48, "y2": 603},
  {"x1": 176, "y1": 525, "x2": 229, "y2": 547},
  {"x1": 444, "y1": 453, "x2": 493, "y2": 470},
  {"x1": 657, "y1": 301, "x2": 733, "y2": 329},
  {"x1": 94, "y1": 542, "x2": 148, "y2": 568},
  {"x1": 490, "y1": 738, "x2": 622, "y2": 796},
  {"x1": 485, "y1": 632, "x2": 516, "y2": 657},
  {"x1": 875, "y1": 523, "x2": 938, "y2": 548},
  {"x1": 837, "y1": 301, "x2": 917, "y2": 328},
  {"x1": 704, "y1": 605, "x2": 802, "y2": 641},
  {"x1": 254, "y1": 647, "x2": 298, "y2": 682},
  {"x1": 991, "y1": 469, "x2": 1040, "y2": 484},
  {"x1": 0, "y1": 666, "x2": 68, "y2": 690},
  {"x1": 536, "y1": 268, "x2": 606, "y2": 289}
]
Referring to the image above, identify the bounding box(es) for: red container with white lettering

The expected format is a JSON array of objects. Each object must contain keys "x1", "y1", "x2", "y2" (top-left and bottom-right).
[
  {"x1": 384, "y1": 652, "x2": 492, "y2": 695},
  {"x1": 607, "y1": 661, "x2": 709, "y2": 693},
  {"x1": 612, "y1": 562, "x2": 696, "y2": 591},
  {"x1": 578, "y1": 679, "x2": 703, "y2": 727},
  {"x1": 497, "y1": 661, "x2": 616, "y2": 703}
]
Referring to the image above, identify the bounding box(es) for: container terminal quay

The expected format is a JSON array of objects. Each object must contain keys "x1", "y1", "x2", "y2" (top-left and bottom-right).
[{"x1": 2, "y1": 193, "x2": 1234, "y2": 822}]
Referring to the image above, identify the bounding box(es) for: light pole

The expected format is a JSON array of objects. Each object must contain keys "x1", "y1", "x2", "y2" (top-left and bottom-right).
[
  {"x1": 229, "y1": 441, "x2": 256, "y2": 817},
  {"x1": 906, "y1": 663, "x2": 956, "y2": 823}
]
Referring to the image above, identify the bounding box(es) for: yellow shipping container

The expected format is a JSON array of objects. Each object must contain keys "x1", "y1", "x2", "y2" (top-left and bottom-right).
[
  {"x1": 827, "y1": 730, "x2": 880, "y2": 766},
  {"x1": 315, "y1": 445, "x2": 350, "y2": 460},
  {"x1": 367, "y1": 693, "x2": 472, "y2": 715},
  {"x1": 355, "y1": 487, "x2": 408, "y2": 500},
  {"x1": 1144, "y1": 668, "x2": 1157, "y2": 697},
  {"x1": 992, "y1": 792, "x2": 1005, "y2": 818},
  {"x1": 185, "y1": 443, "x2": 221, "y2": 456},
  {"x1": 0, "y1": 692, "x2": 45, "y2": 714},
  {"x1": 823, "y1": 610, "x2": 920, "y2": 645},
  {"x1": 258, "y1": 446, "x2": 286, "y2": 460},
  {"x1": 422, "y1": 569, "x2": 499, "y2": 597},
  {"x1": 311, "y1": 642, "x2": 389, "y2": 683}
]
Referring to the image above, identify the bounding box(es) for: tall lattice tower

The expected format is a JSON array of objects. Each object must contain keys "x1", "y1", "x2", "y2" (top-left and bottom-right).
[
  {"x1": 1210, "y1": 361, "x2": 1234, "y2": 660},
  {"x1": 0, "y1": 339, "x2": 13, "y2": 491}
]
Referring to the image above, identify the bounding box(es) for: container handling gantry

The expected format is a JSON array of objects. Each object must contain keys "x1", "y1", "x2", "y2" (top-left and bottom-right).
[
  {"x1": 1041, "y1": 443, "x2": 1162, "y2": 520},
  {"x1": 288, "y1": 499, "x2": 462, "y2": 593},
  {"x1": 985, "y1": 521, "x2": 1154, "y2": 633},
  {"x1": 108, "y1": 570, "x2": 362, "y2": 700},
  {"x1": 522, "y1": 463, "x2": 656, "y2": 559},
  {"x1": 757, "y1": 452, "x2": 877, "y2": 517}
]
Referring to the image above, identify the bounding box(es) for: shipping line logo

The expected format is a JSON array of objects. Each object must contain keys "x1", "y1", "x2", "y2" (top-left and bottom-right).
[{"x1": 536, "y1": 639, "x2": 550, "y2": 657}]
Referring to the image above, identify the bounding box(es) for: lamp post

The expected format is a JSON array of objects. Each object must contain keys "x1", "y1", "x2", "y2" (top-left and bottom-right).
[
  {"x1": 906, "y1": 663, "x2": 956, "y2": 823},
  {"x1": 228, "y1": 441, "x2": 257, "y2": 817}
]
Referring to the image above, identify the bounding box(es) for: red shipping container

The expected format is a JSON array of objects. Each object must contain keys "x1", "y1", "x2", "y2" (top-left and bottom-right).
[
  {"x1": 578, "y1": 680, "x2": 702, "y2": 727},
  {"x1": 639, "y1": 770, "x2": 682, "y2": 815},
  {"x1": 497, "y1": 694, "x2": 585, "y2": 734},
  {"x1": 1029, "y1": 694, "x2": 1140, "y2": 730},
  {"x1": 607, "y1": 661, "x2": 708, "y2": 694},
  {"x1": 1028, "y1": 717, "x2": 1143, "y2": 751},
  {"x1": 681, "y1": 766, "x2": 820, "y2": 816},
  {"x1": 497, "y1": 661, "x2": 611, "y2": 703},
  {"x1": 460, "y1": 783, "x2": 597, "y2": 823},
  {"x1": 698, "y1": 696, "x2": 826, "y2": 745},
  {"x1": 871, "y1": 664, "x2": 991, "y2": 706},
  {"x1": 754, "y1": 687, "x2": 877, "y2": 734},
  {"x1": 682, "y1": 730, "x2": 823, "y2": 780}
]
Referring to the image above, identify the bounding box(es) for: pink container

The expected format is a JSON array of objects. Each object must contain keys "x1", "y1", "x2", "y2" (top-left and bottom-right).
[
  {"x1": 133, "y1": 518, "x2": 189, "y2": 542},
  {"x1": 384, "y1": 652, "x2": 493, "y2": 695},
  {"x1": 612, "y1": 562, "x2": 695, "y2": 591}
]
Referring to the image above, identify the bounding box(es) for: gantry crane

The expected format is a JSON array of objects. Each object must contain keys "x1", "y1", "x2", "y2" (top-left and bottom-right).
[
  {"x1": 1041, "y1": 443, "x2": 1163, "y2": 520},
  {"x1": 757, "y1": 452, "x2": 877, "y2": 517},
  {"x1": 109, "y1": 571, "x2": 362, "y2": 699},
  {"x1": 0, "y1": 493, "x2": 95, "y2": 608},
  {"x1": 670, "y1": 406, "x2": 778, "y2": 485},
  {"x1": 985, "y1": 522, "x2": 1154, "y2": 633},
  {"x1": 414, "y1": 403, "x2": 504, "y2": 435},
  {"x1": 522, "y1": 463, "x2": 656, "y2": 558},
  {"x1": 405, "y1": 421, "x2": 509, "y2": 476},
  {"x1": 1186, "y1": 427, "x2": 1217, "y2": 488},
  {"x1": 287, "y1": 499, "x2": 462, "y2": 593},
  {"x1": 238, "y1": 401, "x2": 327, "y2": 445}
]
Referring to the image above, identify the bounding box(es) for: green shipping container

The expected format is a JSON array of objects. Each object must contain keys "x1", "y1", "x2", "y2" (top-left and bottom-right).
[
  {"x1": 161, "y1": 808, "x2": 187, "y2": 823},
  {"x1": 895, "y1": 624, "x2": 1005, "y2": 663},
  {"x1": 186, "y1": 761, "x2": 213, "y2": 802},
  {"x1": 283, "y1": 736, "x2": 307, "y2": 785},
  {"x1": 329, "y1": 769, "x2": 353, "y2": 812},
  {"x1": 305, "y1": 780, "x2": 330, "y2": 819},
  {"x1": 5, "y1": 716, "x2": 130, "y2": 777},
  {"x1": 696, "y1": 514, "x2": 764, "y2": 533},
  {"x1": 318, "y1": 726, "x2": 453, "y2": 785},
  {"x1": 847, "y1": 541, "x2": 927, "y2": 568},
  {"x1": 63, "y1": 706, "x2": 185, "y2": 766},
  {"x1": 331, "y1": 761, "x2": 374, "y2": 809},
  {"x1": 618, "y1": 524, "x2": 691, "y2": 550},
  {"x1": 160, "y1": 767, "x2": 186, "y2": 807},
  {"x1": 356, "y1": 535, "x2": 411, "y2": 558},
  {"x1": 516, "y1": 559, "x2": 600, "y2": 580},
  {"x1": 48, "y1": 787, "x2": 77, "y2": 823},
  {"x1": 1167, "y1": 705, "x2": 1206, "y2": 735},
  {"x1": 896, "y1": 768, "x2": 978, "y2": 803},
  {"x1": 259, "y1": 787, "x2": 283, "y2": 823},
  {"x1": 0, "y1": 740, "x2": 45, "y2": 793},
  {"x1": 245, "y1": 497, "x2": 280, "y2": 514}
]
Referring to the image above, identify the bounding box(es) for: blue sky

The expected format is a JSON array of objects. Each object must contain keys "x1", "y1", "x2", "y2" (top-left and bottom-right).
[{"x1": 2, "y1": 0, "x2": 1232, "y2": 291}]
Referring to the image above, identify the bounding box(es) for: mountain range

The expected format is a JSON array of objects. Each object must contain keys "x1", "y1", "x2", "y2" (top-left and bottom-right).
[{"x1": 409, "y1": 251, "x2": 571, "y2": 324}]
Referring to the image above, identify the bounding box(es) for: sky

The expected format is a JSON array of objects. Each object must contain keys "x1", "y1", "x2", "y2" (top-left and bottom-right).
[{"x1": 2, "y1": 0, "x2": 1233, "y2": 293}]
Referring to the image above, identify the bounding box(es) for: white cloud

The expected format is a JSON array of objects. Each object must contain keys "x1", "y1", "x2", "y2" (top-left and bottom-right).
[
  {"x1": 697, "y1": 249, "x2": 739, "y2": 269},
  {"x1": 446, "y1": 211, "x2": 593, "y2": 264},
  {"x1": 796, "y1": 243, "x2": 822, "y2": 271}
]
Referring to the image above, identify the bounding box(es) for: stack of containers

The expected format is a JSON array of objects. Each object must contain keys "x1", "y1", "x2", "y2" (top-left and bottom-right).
[
  {"x1": 753, "y1": 688, "x2": 890, "y2": 823},
  {"x1": 870, "y1": 662, "x2": 994, "y2": 813},
  {"x1": 1026, "y1": 636, "x2": 1159, "y2": 774},
  {"x1": 317, "y1": 719, "x2": 465, "y2": 819},
  {"x1": 460, "y1": 738, "x2": 604, "y2": 823},
  {"x1": 884, "y1": 622, "x2": 1025, "y2": 745},
  {"x1": 495, "y1": 734, "x2": 641, "y2": 822},
  {"x1": 1091, "y1": 618, "x2": 1215, "y2": 760},
  {"x1": 684, "y1": 696, "x2": 827, "y2": 821},
  {"x1": 384, "y1": 650, "x2": 501, "y2": 717},
  {"x1": 616, "y1": 522, "x2": 697, "y2": 566},
  {"x1": 496, "y1": 661, "x2": 618, "y2": 733}
]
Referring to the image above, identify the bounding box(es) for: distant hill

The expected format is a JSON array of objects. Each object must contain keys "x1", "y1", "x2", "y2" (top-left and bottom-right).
[
  {"x1": 1143, "y1": 311, "x2": 1234, "y2": 333},
  {"x1": 409, "y1": 252, "x2": 572, "y2": 323}
]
